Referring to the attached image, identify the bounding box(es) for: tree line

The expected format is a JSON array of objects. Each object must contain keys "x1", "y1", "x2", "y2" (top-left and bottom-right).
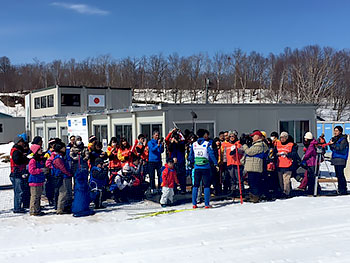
[{"x1": 1, "y1": 45, "x2": 350, "y2": 120}]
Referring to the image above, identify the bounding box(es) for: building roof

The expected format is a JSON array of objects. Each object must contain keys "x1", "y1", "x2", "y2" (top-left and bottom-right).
[{"x1": 30, "y1": 85, "x2": 131, "y2": 93}]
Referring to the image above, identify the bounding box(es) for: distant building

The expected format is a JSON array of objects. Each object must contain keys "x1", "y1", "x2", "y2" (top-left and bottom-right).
[
  {"x1": 0, "y1": 113, "x2": 25, "y2": 143},
  {"x1": 26, "y1": 86, "x2": 317, "y2": 153}
]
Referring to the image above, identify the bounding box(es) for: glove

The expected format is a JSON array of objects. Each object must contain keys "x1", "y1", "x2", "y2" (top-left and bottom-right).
[
  {"x1": 230, "y1": 145, "x2": 236, "y2": 151},
  {"x1": 215, "y1": 166, "x2": 220, "y2": 172},
  {"x1": 123, "y1": 181, "x2": 128, "y2": 187}
]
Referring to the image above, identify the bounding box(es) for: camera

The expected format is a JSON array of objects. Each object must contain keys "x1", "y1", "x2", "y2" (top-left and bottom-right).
[{"x1": 240, "y1": 133, "x2": 253, "y2": 147}]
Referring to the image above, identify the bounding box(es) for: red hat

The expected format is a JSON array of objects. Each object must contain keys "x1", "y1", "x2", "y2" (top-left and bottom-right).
[
  {"x1": 30, "y1": 144, "x2": 41, "y2": 155},
  {"x1": 250, "y1": 131, "x2": 263, "y2": 137}
]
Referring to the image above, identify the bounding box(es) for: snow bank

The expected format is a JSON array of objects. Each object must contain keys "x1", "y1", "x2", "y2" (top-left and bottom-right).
[
  {"x1": 0, "y1": 99, "x2": 24, "y2": 117},
  {"x1": 1, "y1": 196, "x2": 350, "y2": 263}
]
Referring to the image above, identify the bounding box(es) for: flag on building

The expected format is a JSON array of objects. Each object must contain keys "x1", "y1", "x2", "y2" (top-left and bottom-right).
[{"x1": 88, "y1": 95, "x2": 105, "y2": 107}]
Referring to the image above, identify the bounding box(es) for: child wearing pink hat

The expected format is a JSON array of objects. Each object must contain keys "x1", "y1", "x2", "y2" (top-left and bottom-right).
[{"x1": 28, "y1": 144, "x2": 48, "y2": 216}]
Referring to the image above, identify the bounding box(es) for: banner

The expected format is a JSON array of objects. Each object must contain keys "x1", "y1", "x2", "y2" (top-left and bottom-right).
[
  {"x1": 88, "y1": 95, "x2": 105, "y2": 107},
  {"x1": 67, "y1": 116, "x2": 89, "y2": 145}
]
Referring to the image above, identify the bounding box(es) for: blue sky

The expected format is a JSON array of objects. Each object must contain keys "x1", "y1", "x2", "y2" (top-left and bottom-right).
[{"x1": 1, "y1": 0, "x2": 350, "y2": 64}]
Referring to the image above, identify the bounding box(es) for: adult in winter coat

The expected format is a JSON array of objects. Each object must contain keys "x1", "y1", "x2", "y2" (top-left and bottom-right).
[
  {"x1": 241, "y1": 131, "x2": 269, "y2": 203},
  {"x1": 10, "y1": 136, "x2": 30, "y2": 213},
  {"x1": 28, "y1": 144, "x2": 49, "y2": 216},
  {"x1": 301, "y1": 132, "x2": 318, "y2": 194},
  {"x1": 166, "y1": 128, "x2": 186, "y2": 193},
  {"x1": 148, "y1": 130, "x2": 164, "y2": 191},
  {"x1": 329, "y1": 125, "x2": 349, "y2": 195},
  {"x1": 189, "y1": 129, "x2": 218, "y2": 208},
  {"x1": 70, "y1": 136, "x2": 89, "y2": 176},
  {"x1": 226, "y1": 130, "x2": 244, "y2": 196},
  {"x1": 275, "y1": 132, "x2": 299, "y2": 198}
]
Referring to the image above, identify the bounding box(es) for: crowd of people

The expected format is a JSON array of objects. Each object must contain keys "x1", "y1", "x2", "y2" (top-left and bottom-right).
[{"x1": 9, "y1": 125, "x2": 349, "y2": 216}]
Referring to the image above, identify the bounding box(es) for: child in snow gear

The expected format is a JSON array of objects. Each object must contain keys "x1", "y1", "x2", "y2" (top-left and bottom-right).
[
  {"x1": 160, "y1": 159, "x2": 179, "y2": 207},
  {"x1": 50, "y1": 142, "x2": 73, "y2": 214},
  {"x1": 189, "y1": 129, "x2": 218, "y2": 208},
  {"x1": 28, "y1": 144, "x2": 48, "y2": 216},
  {"x1": 89, "y1": 158, "x2": 109, "y2": 209},
  {"x1": 72, "y1": 156, "x2": 95, "y2": 217}
]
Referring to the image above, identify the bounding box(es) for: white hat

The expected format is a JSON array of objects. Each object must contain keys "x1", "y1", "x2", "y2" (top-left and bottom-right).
[
  {"x1": 304, "y1": 132, "x2": 313, "y2": 140},
  {"x1": 280, "y1": 131, "x2": 289, "y2": 138}
]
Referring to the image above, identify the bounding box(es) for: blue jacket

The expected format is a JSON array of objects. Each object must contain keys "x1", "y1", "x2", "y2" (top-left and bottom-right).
[
  {"x1": 189, "y1": 138, "x2": 218, "y2": 170},
  {"x1": 148, "y1": 139, "x2": 164, "y2": 163},
  {"x1": 331, "y1": 135, "x2": 349, "y2": 161},
  {"x1": 90, "y1": 166, "x2": 108, "y2": 188},
  {"x1": 28, "y1": 160, "x2": 46, "y2": 184},
  {"x1": 52, "y1": 154, "x2": 71, "y2": 179},
  {"x1": 168, "y1": 141, "x2": 186, "y2": 165}
]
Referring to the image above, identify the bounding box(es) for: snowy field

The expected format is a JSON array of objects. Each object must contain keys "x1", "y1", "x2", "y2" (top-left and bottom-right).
[{"x1": 1, "y1": 195, "x2": 350, "y2": 263}]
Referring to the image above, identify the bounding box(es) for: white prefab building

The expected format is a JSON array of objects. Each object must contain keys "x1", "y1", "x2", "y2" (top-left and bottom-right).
[
  {"x1": 26, "y1": 86, "x2": 317, "y2": 151},
  {"x1": 0, "y1": 113, "x2": 25, "y2": 143}
]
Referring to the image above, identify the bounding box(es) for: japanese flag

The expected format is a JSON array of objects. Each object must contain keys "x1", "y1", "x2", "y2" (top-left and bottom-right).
[{"x1": 89, "y1": 95, "x2": 105, "y2": 107}]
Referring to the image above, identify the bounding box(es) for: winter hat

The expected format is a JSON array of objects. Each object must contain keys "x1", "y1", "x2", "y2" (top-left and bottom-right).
[
  {"x1": 89, "y1": 135, "x2": 97, "y2": 143},
  {"x1": 76, "y1": 135, "x2": 82, "y2": 141},
  {"x1": 30, "y1": 144, "x2": 41, "y2": 155},
  {"x1": 166, "y1": 158, "x2": 175, "y2": 164},
  {"x1": 250, "y1": 131, "x2": 263, "y2": 137},
  {"x1": 280, "y1": 131, "x2": 289, "y2": 138},
  {"x1": 32, "y1": 136, "x2": 43, "y2": 145},
  {"x1": 334, "y1": 125, "x2": 343, "y2": 133},
  {"x1": 270, "y1": 131, "x2": 279, "y2": 138},
  {"x1": 260, "y1": 131, "x2": 267, "y2": 138},
  {"x1": 14, "y1": 136, "x2": 24, "y2": 144},
  {"x1": 95, "y1": 158, "x2": 104, "y2": 166},
  {"x1": 304, "y1": 132, "x2": 313, "y2": 140}
]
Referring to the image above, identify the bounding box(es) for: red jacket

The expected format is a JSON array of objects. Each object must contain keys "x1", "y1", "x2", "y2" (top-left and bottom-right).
[{"x1": 161, "y1": 164, "x2": 179, "y2": 188}]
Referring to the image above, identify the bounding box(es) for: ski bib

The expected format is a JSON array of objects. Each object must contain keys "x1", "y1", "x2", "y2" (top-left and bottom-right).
[{"x1": 193, "y1": 141, "x2": 210, "y2": 165}]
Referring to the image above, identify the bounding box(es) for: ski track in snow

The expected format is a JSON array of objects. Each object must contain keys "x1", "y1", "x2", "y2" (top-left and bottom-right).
[{"x1": 1, "y1": 197, "x2": 350, "y2": 262}]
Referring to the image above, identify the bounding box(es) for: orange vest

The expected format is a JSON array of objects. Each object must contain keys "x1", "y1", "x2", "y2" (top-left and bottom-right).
[
  {"x1": 221, "y1": 141, "x2": 232, "y2": 163},
  {"x1": 226, "y1": 141, "x2": 243, "y2": 166},
  {"x1": 276, "y1": 141, "x2": 293, "y2": 168},
  {"x1": 136, "y1": 144, "x2": 149, "y2": 161}
]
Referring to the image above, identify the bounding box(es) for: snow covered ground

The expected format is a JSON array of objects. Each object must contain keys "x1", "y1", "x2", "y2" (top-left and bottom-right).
[{"x1": 1, "y1": 195, "x2": 350, "y2": 263}]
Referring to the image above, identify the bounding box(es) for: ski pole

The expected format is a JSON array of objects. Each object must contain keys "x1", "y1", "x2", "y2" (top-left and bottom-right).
[{"x1": 235, "y1": 146, "x2": 243, "y2": 204}]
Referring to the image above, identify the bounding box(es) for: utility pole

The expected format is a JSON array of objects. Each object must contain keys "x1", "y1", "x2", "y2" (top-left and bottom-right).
[{"x1": 205, "y1": 78, "x2": 210, "y2": 104}]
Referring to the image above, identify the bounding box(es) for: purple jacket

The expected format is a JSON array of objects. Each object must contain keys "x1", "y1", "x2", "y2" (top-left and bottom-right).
[{"x1": 303, "y1": 139, "x2": 317, "y2": 167}]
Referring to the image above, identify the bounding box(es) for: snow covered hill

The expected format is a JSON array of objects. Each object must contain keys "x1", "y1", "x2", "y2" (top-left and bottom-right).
[{"x1": 1, "y1": 196, "x2": 350, "y2": 263}]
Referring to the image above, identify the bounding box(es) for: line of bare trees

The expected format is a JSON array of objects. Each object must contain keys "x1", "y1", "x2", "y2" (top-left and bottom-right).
[{"x1": 1, "y1": 45, "x2": 350, "y2": 120}]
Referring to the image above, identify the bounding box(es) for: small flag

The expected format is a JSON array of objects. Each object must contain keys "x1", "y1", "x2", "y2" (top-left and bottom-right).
[{"x1": 88, "y1": 95, "x2": 105, "y2": 107}]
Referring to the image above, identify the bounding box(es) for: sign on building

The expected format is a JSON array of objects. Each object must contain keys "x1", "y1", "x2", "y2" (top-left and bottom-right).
[
  {"x1": 67, "y1": 116, "x2": 89, "y2": 145},
  {"x1": 88, "y1": 95, "x2": 105, "y2": 107}
]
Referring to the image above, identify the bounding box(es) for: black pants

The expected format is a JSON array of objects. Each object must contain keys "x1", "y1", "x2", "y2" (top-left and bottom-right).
[
  {"x1": 335, "y1": 165, "x2": 347, "y2": 194},
  {"x1": 248, "y1": 172, "x2": 261, "y2": 196},
  {"x1": 175, "y1": 163, "x2": 186, "y2": 192},
  {"x1": 148, "y1": 161, "x2": 162, "y2": 189},
  {"x1": 306, "y1": 166, "x2": 316, "y2": 195},
  {"x1": 193, "y1": 168, "x2": 212, "y2": 188}
]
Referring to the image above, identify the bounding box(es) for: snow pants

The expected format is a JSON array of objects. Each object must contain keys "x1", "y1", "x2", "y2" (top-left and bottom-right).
[{"x1": 160, "y1": 187, "x2": 174, "y2": 205}]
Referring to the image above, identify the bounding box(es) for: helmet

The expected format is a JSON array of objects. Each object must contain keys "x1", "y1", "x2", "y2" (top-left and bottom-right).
[{"x1": 304, "y1": 132, "x2": 313, "y2": 140}]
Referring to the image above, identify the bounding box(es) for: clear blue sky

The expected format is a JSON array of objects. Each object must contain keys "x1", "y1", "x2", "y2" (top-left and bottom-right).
[{"x1": 1, "y1": 0, "x2": 350, "y2": 64}]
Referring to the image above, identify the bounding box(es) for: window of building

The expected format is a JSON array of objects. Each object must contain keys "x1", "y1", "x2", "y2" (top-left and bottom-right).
[
  {"x1": 34, "y1": 98, "x2": 40, "y2": 109},
  {"x1": 141, "y1": 124, "x2": 163, "y2": 140},
  {"x1": 280, "y1": 120, "x2": 310, "y2": 143},
  {"x1": 61, "y1": 94, "x2": 81, "y2": 106},
  {"x1": 48, "y1": 95, "x2": 54, "y2": 108},
  {"x1": 48, "y1": 127, "x2": 56, "y2": 139},
  {"x1": 36, "y1": 127, "x2": 43, "y2": 137},
  {"x1": 94, "y1": 125, "x2": 108, "y2": 142},
  {"x1": 115, "y1": 124, "x2": 132, "y2": 144},
  {"x1": 60, "y1": 127, "x2": 68, "y2": 144},
  {"x1": 41, "y1": 96, "x2": 47, "y2": 108},
  {"x1": 0, "y1": 124, "x2": 3, "y2": 133}
]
